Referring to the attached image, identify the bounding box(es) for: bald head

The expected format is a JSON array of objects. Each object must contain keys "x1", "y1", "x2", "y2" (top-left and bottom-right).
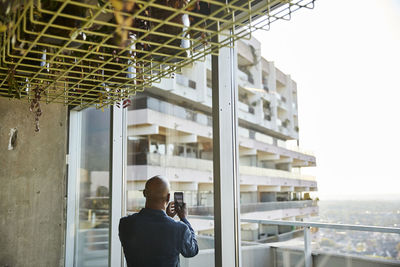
[{"x1": 143, "y1": 176, "x2": 170, "y2": 206}]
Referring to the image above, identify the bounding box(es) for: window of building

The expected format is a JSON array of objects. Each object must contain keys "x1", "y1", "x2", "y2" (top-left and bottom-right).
[
  {"x1": 67, "y1": 108, "x2": 111, "y2": 267},
  {"x1": 125, "y1": 77, "x2": 216, "y2": 265}
]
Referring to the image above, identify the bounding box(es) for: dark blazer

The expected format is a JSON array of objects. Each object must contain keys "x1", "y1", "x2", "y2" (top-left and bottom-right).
[{"x1": 119, "y1": 208, "x2": 199, "y2": 267}]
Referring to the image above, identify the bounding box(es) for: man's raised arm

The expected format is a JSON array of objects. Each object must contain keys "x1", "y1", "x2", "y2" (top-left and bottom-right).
[{"x1": 177, "y1": 203, "x2": 199, "y2": 257}]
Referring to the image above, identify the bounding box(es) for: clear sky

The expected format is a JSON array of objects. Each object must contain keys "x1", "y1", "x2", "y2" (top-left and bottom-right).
[{"x1": 254, "y1": 0, "x2": 400, "y2": 199}]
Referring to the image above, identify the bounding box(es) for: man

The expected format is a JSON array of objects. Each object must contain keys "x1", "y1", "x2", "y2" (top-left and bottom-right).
[{"x1": 119, "y1": 175, "x2": 198, "y2": 267}]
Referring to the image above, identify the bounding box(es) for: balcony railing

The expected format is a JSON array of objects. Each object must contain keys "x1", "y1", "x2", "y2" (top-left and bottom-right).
[
  {"x1": 130, "y1": 96, "x2": 212, "y2": 126},
  {"x1": 183, "y1": 217, "x2": 400, "y2": 267},
  {"x1": 189, "y1": 200, "x2": 317, "y2": 216},
  {"x1": 147, "y1": 154, "x2": 213, "y2": 172},
  {"x1": 77, "y1": 228, "x2": 109, "y2": 267},
  {"x1": 240, "y1": 165, "x2": 316, "y2": 181},
  {"x1": 129, "y1": 97, "x2": 315, "y2": 159},
  {"x1": 176, "y1": 74, "x2": 196, "y2": 89},
  {"x1": 285, "y1": 145, "x2": 315, "y2": 157},
  {"x1": 129, "y1": 154, "x2": 316, "y2": 182},
  {"x1": 238, "y1": 69, "x2": 253, "y2": 85},
  {"x1": 182, "y1": 241, "x2": 400, "y2": 267},
  {"x1": 276, "y1": 69, "x2": 287, "y2": 85},
  {"x1": 277, "y1": 140, "x2": 315, "y2": 157}
]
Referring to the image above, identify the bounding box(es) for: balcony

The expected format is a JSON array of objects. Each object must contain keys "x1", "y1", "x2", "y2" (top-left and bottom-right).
[
  {"x1": 129, "y1": 96, "x2": 212, "y2": 127},
  {"x1": 127, "y1": 154, "x2": 317, "y2": 189},
  {"x1": 238, "y1": 101, "x2": 255, "y2": 115},
  {"x1": 175, "y1": 74, "x2": 197, "y2": 89},
  {"x1": 130, "y1": 95, "x2": 304, "y2": 143},
  {"x1": 240, "y1": 165, "x2": 316, "y2": 182},
  {"x1": 146, "y1": 153, "x2": 213, "y2": 172},
  {"x1": 237, "y1": 40, "x2": 256, "y2": 64},
  {"x1": 276, "y1": 68, "x2": 287, "y2": 86},
  {"x1": 238, "y1": 69, "x2": 254, "y2": 85},
  {"x1": 181, "y1": 244, "x2": 400, "y2": 267},
  {"x1": 128, "y1": 153, "x2": 316, "y2": 180},
  {"x1": 261, "y1": 58, "x2": 270, "y2": 74},
  {"x1": 189, "y1": 200, "x2": 317, "y2": 216},
  {"x1": 180, "y1": 219, "x2": 400, "y2": 267},
  {"x1": 242, "y1": 200, "x2": 317, "y2": 213},
  {"x1": 277, "y1": 99, "x2": 288, "y2": 111},
  {"x1": 128, "y1": 97, "x2": 316, "y2": 165},
  {"x1": 278, "y1": 142, "x2": 315, "y2": 157},
  {"x1": 78, "y1": 223, "x2": 400, "y2": 267}
]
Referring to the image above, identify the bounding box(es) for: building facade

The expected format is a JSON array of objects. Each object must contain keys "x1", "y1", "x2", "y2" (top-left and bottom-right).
[{"x1": 126, "y1": 36, "x2": 318, "y2": 243}]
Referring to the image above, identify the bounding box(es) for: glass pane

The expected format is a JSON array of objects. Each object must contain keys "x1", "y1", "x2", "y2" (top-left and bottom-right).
[
  {"x1": 125, "y1": 56, "x2": 215, "y2": 266},
  {"x1": 237, "y1": 38, "x2": 318, "y2": 266},
  {"x1": 251, "y1": 1, "x2": 400, "y2": 266},
  {"x1": 75, "y1": 108, "x2": 111, "y2": 267},
  {"x1": 307, "y1": 201, "x2": 400, "y2": 265}
]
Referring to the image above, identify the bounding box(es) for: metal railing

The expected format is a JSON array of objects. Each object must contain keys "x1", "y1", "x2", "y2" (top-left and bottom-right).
[
  {"x1": 189, "y1": 200, "x2": 317, "y2": 215},
  {"x1": 188, "y1": 215, "x2": 400, "y2": 267},
  {"x1": 130, "y1": 95, "x2": 212, "y2": 126},
  {"x1": 128, "y1": 153, "x2": 316, "y2": 182},
  {"x1": 77, "y1": 228, "x2": 109, "y2": 267}
]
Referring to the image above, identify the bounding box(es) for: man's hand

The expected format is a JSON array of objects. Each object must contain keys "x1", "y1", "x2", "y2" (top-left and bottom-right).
[
  {"x1": 166, "y1": 201, "x2": 177, "y2": 218},
  {"x1": 176, "y1": 203, "x2": 188, "y2": 220}
]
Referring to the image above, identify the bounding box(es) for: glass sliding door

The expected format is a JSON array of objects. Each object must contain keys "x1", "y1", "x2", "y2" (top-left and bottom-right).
[
  {"x1": 67, "y1": 107, "x2": 112, "y2": 267},
  {"x1": 66, "y1": 49, "x2": 241, "y2": 267},
  {"x1": 236, "y1": 38, "x2": 319, "y2": 266},
  {"x1": 125, "y1": 57, "x2": 216, "y2": 266},
  {"x1": 66, "y1": 41, "x2": 242, "y2": 267}
]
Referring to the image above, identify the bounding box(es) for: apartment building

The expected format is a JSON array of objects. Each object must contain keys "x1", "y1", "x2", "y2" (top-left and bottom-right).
[{"x1": 125, "y1": 36, "x2": 318, "y2": 243}]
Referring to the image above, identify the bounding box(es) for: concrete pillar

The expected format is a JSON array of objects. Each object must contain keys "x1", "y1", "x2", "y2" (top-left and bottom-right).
[
  {"x1": 0, "y1": 98, "x2": 67, "y2": 267},
  {"x1": 268, "y1": 61, "x2": 278, "y2": 131}
]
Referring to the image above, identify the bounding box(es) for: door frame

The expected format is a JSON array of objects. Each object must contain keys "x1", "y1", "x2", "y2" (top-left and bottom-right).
[{"x1": 65, "y1": 106, "x2": 126, "y2": 267}]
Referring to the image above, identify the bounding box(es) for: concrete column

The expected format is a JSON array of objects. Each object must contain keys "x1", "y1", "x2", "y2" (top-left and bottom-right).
[
  {"x1": 285, "y1": 75, "x2": 296, "y2": 138},
  {"x1": 268, "y1": 61, "x2": 278, "y2": 131},
  {"x1": 0, "y1": 99, "x2": 67, "y2": 267}
]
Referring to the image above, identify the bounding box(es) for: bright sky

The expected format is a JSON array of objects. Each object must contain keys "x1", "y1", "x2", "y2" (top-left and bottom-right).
[{"x1": 254, "y1": 0, "x2": 400, "y2": 199}]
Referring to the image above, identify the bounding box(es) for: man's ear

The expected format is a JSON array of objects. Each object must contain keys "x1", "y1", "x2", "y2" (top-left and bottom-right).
[
  {"x1": 166, "y1": 193, "x2": 170, "y2": 202},
  {"x1": 143, "y1": 190, "x2": 146, "y2": 198}
]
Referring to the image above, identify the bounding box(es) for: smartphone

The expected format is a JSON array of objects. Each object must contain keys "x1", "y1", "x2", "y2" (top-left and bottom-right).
[{"x1": 174, "y1": 192, "x2": 184, "y2": 208}]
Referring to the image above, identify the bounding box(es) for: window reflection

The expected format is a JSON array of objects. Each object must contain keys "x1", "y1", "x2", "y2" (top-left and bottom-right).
[
  {"x1": 125, "y1": 59, "x2": 216, "y2": 266},
  {"x1": 236, "y1": 38, "x2": 318, "y2": 266},
  {"x1": 75, "y1": 108, "x2": 110, "y2": 267}
]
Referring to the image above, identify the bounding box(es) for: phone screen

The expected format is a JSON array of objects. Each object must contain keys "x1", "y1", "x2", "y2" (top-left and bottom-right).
[{"x1": 174, "y1": 192, "x2": 184, "y2": 207}]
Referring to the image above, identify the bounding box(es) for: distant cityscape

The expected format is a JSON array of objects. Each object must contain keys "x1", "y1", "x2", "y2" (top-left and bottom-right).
[{"x1": 309, "y1": 200, "x2": 400, "y2": 261}]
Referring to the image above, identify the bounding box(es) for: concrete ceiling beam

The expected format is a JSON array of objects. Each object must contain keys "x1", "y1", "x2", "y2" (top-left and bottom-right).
[
  {"x1": 239, "y1": 148, "x2": 258, "y2": 156},
  {"x1": 258, "y1": 185, "x2": 281, "y2": 192},
  {"x1": 240, "y1": 184, "x2": 258, "y2": 192},
  {"x1": 281, "y1": 186, "x2": 294, "y2": 192},
  {"x1": 167, "y1": 134, "x2": 197, "y2": 143},
  {"x1": 198, "y1": 183, "x2": 213, "y2": 191},
  {"x1": 292, "y1": 159, "x2": 309, "y2": 167},
  {"x1": 294, "y1": 186, "x2": 310, "y2": 192},
  {"x1": 170, "y1": 181, "x2": 198, "y2": 191},
  {"x1": 128, "y1": 124, "x2": 159, "y2": 136},
  {"x1": 258, "y1": 153, "x2": 280, "y2": 161},
  {"x1": 275, "y1": 157, "x2": 293, "y2": 164}
]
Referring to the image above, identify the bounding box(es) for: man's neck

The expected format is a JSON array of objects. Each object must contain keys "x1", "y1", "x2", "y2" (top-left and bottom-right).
[{"x1": 145, "y1": 202, "x2": 165, "y2": 211}]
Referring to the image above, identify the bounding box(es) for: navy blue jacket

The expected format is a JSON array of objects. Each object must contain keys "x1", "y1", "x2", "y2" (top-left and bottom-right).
[{"x1": 119, "y1": 208, "x2": 199, "y2": 267}]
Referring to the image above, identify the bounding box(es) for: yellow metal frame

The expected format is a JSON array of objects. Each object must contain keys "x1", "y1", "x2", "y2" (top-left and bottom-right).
[{"x1": 0, "y1": 0, "x2": 314, "y2": 108}]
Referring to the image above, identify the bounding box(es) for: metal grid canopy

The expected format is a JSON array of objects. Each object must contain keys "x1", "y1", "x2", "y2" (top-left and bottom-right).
[{"x1": 0, "y1": 0, "x2": 314, "y2": 108}]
